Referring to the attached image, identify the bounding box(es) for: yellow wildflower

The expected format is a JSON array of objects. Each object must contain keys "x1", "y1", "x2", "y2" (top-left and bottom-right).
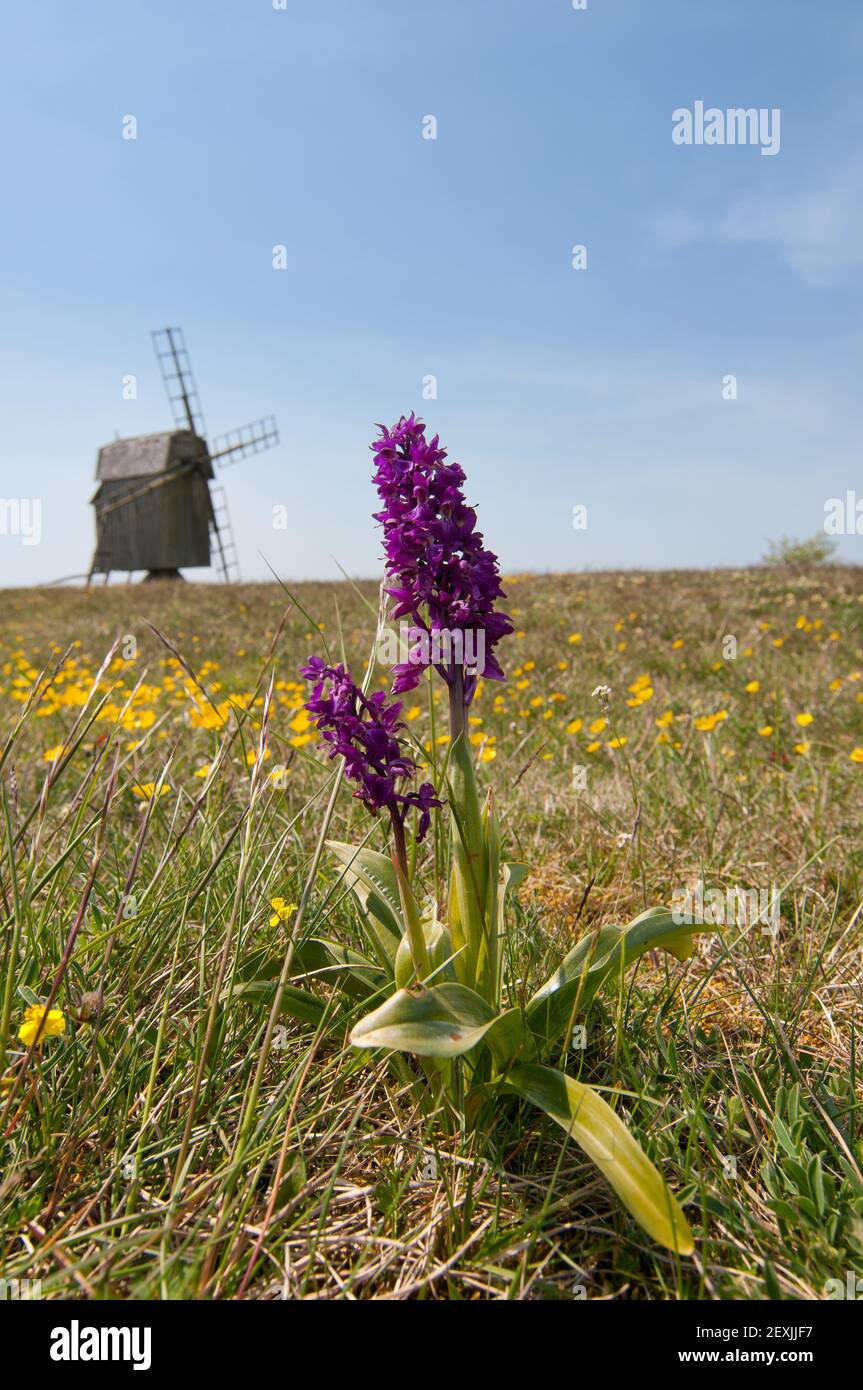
[
  {"x1": 18, "y1": 1005, "x2": 66, "y2": 1048},
  {"x1": 269, "y1": 898, "x2": 298, "y2": 927}
]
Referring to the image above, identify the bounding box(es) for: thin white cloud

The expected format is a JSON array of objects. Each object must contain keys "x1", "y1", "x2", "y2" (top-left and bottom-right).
[{"x1": 653, "y1": 162, "x2": 863, "y2": 285}]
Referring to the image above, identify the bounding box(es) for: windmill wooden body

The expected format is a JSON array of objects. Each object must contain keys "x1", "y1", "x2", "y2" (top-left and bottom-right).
[{"x1": 89, "y1": 328, "x2": 278, "y2": 582}]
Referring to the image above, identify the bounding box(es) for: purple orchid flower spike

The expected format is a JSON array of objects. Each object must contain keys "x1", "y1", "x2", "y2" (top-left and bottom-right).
[
  {"x1": 301, "y1": 658, "x2": 442, "y2": 864},
  {"x1": 371, "y1": 415, "x2": 513, "y2": 734}
]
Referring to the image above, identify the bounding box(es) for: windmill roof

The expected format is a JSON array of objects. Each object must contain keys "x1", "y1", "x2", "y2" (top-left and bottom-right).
[{"x1": 96, "y1": 430, "x2": 210, "y2": 481}]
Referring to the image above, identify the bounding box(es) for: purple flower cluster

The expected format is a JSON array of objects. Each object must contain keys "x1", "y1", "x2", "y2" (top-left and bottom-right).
[
  {"x1": 371, "y1": 415, "x2": 513, "y2": 701},
  {"x1": 301, "y1": 657, "x2": 441, "y2": 842}
]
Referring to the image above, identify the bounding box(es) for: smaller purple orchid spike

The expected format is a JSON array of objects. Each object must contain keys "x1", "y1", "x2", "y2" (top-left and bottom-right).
[{"x1": 301, "y1": 657, "x2": 441, "y2": 844}]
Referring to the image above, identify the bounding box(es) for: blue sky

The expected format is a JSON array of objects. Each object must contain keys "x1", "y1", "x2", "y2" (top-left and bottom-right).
[{"x1": 1, "y1": 0, "x2": 861, "y2": 586}]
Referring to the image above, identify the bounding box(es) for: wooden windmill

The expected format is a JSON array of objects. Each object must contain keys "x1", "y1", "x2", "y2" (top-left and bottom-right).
[{"x1": 88, "y1": 327, "x2": 278, "y2": 582}]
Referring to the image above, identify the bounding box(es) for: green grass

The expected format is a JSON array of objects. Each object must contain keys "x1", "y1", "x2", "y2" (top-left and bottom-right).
[{"x1": 1, "y1": 565, "x2": 862, "y2": 1299}]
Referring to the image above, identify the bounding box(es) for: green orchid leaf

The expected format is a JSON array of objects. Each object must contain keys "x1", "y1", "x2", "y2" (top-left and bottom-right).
[
  {"x1": 526, "y1": 925, "x2": 624, "y2": 1043},
  {"x1": 350, "y1": 982, "x2": 501, "y2": 1059},
  {"x1": 446, "y1": 733, "x2": 489, "y2": 990},
  {"x1": 231, "y1": 937, "x2": 383, "y2": 1000},
  {"x1": 476, "y1": 1006, "x2": 534, "y2": 1069},
  {"x1": 527, "y1": 907, "x2": 715, "y2": 1046},
  {"x1": 503, "y1": 1062, "x2": 694, "y2": 1255},
  {"x1": 229, "y1": 980, "x2": 329, "y2": 1027},
  {"x1": 501, "y1": 860, "x2": 529, "y2": 900},
  {"x1": 391, "y1": 849, "x2": 431, "y2": 981},
  {"x1": 476, "y1": 791, "x2": 501, "y2": 1002},
  {"x1": 394, "y1": 903, "x2": 456, "y2": 989},
  {"x1": 290, "y1": 937, "x2": 386, "y2": 1000},
  {"x1": 326, "y1": 840, "x2": 403, "y2": 965},
  {"x1": 233, "y1": 945, "x2": 281, "y2": 985},
  {"x1": 494, "y1": 859, "x2": 528, "y2": 996}
]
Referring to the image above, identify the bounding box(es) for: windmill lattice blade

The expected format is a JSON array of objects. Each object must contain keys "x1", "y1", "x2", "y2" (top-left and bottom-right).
[
  {"x1": 151, "y1": 327, "x2": 207, "y2": 437},
  {"x1": 210, "y1": 416, "x2": 279, "y2": 467},
  {"x1": 209, "y1": 483, "x2": 241, "y2": 582}
]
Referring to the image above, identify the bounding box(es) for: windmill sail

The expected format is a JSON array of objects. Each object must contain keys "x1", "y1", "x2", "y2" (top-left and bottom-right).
[
  {"x1": 151, "y1": 327, "x2": 207, "y2": 437},
  {"x1": 210, "y1": 416, "x2": 279, "y2": 467},
  {"x1": 209, "y1": 483, "x2": 241, "y2": 582}
]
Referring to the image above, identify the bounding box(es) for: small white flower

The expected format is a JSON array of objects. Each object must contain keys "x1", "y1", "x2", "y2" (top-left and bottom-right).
[{"x1": 592, "y1": 684, "x2": 613, "y2": 707}]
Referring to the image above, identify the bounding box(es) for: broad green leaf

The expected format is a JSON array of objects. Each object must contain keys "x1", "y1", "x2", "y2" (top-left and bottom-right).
[
  {"x1": 446, "y1": 734, "x2": 489, "y2": 991},
  {"x1": 495, "y1": 860, "x2": 528, "y2": 997},
  {"x1": 326, "y1": 840, "x2": 403, "y2": 965},
  {"x1": 291, "y1": 937, "x2": 386, "y2": 1000},
  {"x1": 503, "y1": 1063, "x2": 694, "y2": 1255},
  {"x1": 501, "y1": 861, "x2": 528, "y2": 899},
  {"x1": 232, "y1": 937, "x2": 384, "y2": 1000},
  {"x1": 394, "y1": 905, "x2": 456, "y2": 989},
  {"x1": 526, "y1": 925, "x2": 623, "y2": 1043},
  {"x1": 476, "y1": 791, "x2": 501, "y2": 1003},
  {"x1": 392, "y1": 848, "x2": 431, "y2": 980},
  {"x1": 476, "y1": 1007, "x2": 534, "y2": 1069},
  {"x1": 527, "y1": 907, "x2": 715, "y2": 1046},
  {"x1": 350, "y1": 982, "x2": 502, "y2": 1059},
  {"x1": 229, "y1": 980, "x2": 329, "y2": 1027},
  {"x1": 233, "y1": 945, "x2": 281, "y2": 985}
]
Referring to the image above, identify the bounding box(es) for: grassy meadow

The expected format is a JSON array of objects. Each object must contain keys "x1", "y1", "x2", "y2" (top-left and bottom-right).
[{"x1": 1, "y1": 564, "x2": 862, "y2": 1300}]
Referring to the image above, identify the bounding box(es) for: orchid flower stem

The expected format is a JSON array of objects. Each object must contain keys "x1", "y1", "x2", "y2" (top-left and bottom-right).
[
  {"x1": 389, "y1": 806, "x2": 409, "y2": 881},
  {"x1": 389, "y1": 808, "x2": 431, "y2": 980},
  {"x1": 448, "y1": 666, "x2": 466, "y2": 744}
]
